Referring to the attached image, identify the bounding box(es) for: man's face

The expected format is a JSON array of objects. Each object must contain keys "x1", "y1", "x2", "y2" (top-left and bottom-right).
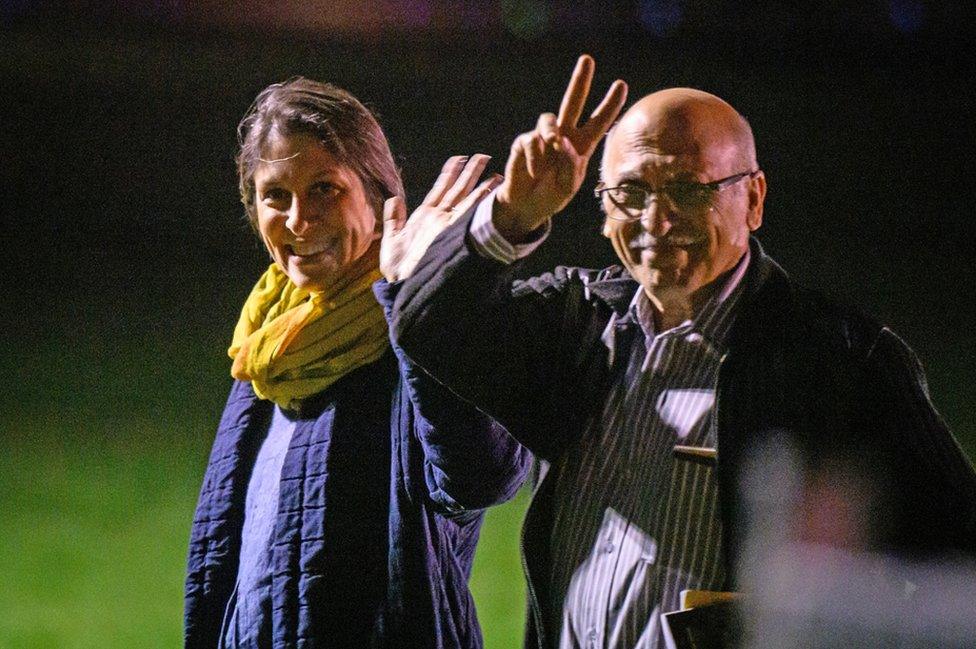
[
  {"x1": 601, "y1": 110, "x2": 764, "y2": 302},
  {"x1": 253, "y1": 131, "x2": 378, "y2": 293}
]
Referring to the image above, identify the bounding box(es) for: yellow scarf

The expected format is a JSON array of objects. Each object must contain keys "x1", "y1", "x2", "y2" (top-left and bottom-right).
[{"x1": 229, "y1": 243, "x2": 389, "y2": 410}]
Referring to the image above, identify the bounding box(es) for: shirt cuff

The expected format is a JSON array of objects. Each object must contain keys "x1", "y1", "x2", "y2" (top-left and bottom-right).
[{"x1": 468, "y1": 189, "x2": 551, "y2": 265}]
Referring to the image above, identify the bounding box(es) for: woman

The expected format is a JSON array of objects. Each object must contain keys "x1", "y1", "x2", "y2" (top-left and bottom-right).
[{"x1": 183, "y1": 78, "x2": 529, "y2": 648}]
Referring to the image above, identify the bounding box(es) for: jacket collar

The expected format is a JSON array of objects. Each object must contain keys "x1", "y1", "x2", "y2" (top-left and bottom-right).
[{"x1": 585, "y1": 271, "x2": 638, "y2": 316}]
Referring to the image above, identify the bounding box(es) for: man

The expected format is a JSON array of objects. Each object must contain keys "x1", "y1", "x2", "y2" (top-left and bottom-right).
[{"x1": 382, "y1": 56, "x2": 976, "y2": 648}]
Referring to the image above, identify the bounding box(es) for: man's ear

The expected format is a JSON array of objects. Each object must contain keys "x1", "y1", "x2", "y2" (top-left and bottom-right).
[{"x1": 747, "y1": 171, "x2": 767, "y2": 231}]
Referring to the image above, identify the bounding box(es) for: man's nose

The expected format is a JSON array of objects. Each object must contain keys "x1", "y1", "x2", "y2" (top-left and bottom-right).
[
  {"x1": 285, "y1": 197, "x2": 320, "y2": 235},
  {"x1": 639, "y1": 194, "x2": 673, "y2": 237}
]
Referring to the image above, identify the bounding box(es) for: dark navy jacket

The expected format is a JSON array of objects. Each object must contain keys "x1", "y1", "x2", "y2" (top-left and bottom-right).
[
  {"x1": 390, "y1": 211, "x2": 976, "y2": 649},
  {"x1": 184, "y1": 281, "x2": 530, "y2": 648}
]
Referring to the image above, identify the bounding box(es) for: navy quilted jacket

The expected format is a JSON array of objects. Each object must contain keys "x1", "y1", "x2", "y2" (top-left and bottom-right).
[{"x1": 184, "y1": 281, "x2": 530, "y2": 648}]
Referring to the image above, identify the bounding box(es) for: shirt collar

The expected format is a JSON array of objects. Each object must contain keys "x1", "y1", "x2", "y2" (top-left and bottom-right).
[{"x1": 604, "y1": 248, "x2": 752, "y2": 352}]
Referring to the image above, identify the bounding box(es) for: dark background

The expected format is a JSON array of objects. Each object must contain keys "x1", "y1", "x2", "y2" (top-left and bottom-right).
[{"x1": 1, "y1": 1, "x2": 974, "y2": 646}]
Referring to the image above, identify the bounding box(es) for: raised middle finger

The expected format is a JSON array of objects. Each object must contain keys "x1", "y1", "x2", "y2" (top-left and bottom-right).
[{"x1": 577, "y1": 79, "x2": 628, "y2": 157}]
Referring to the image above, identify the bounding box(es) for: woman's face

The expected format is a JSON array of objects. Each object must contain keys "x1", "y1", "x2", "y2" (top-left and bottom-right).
[{"x1": 253, "y1": 131, "x2": 378, "y2": 292}]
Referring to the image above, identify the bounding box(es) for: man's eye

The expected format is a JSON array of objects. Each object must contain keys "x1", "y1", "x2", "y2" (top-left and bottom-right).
[
  {"x1": 612, "y1": 188, "x2": 647, "y2": 209},
  {"x1": 667, "y1": 184, "x2": 710, "y2": 206}
]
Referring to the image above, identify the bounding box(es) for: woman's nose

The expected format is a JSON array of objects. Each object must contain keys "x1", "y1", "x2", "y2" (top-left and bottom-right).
[{"x1": 285, "y1": 197, "x2": 320, "y2": 235}]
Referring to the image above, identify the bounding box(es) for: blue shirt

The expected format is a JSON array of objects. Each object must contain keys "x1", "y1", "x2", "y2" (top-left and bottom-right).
[{"x1": 221, "y1": 406, "x2": 297, "y2": 647}]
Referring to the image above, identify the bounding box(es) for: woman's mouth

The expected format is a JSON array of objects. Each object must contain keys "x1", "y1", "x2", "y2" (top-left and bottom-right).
[{"x1": 288, "y1": 238, "x2": 338, "y2": 261}]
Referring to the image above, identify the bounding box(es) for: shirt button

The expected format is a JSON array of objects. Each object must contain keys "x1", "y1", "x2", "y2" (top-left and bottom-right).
[
  {"x1": 587, "y1": 627, "x2": 598, "y2": 642},
  {"x1": 603, "y1": 541, "x2": 615, "y2": 554},
  {"x1": 641, "y1": 540, "x2": 658, "y2": 564}
]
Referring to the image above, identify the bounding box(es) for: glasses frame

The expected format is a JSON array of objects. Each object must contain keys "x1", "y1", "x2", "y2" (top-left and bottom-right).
[{"x1": 594, "y1": 169, "x2": 760, "y2": 222}]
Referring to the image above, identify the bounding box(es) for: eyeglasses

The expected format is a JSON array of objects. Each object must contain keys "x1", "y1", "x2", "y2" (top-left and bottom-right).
[{"x1": 594, "y1": 170, "x2": 759, "y2": 221}]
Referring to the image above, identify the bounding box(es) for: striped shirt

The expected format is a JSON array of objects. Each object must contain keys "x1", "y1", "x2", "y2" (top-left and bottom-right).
[{"x1": 547, "y1": 252, "x2": 750, "y2": 649}]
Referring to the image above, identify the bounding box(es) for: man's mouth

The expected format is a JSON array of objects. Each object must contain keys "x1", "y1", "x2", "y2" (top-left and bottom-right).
[{"x1": 627, "y1": 232, "x2": 703, "y2": 251}]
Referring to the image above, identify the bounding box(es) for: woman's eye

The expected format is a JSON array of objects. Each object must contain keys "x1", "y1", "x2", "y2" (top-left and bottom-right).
[
  {"x1": 262, "y1": 188, "x2": 290, "y2": 205},
  {"x1": 311, "y1": 182, "x2": 339, "y2": 198}
]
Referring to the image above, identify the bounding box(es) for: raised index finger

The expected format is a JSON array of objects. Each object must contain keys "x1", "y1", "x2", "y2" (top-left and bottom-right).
[{"x1": 556, "y1": 54, "x2": 595, "y2": 131}]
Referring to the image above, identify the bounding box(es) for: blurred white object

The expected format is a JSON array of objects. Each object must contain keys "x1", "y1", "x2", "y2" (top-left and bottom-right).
[{"x1": 738, "y1": 436, "x2": 976, "y2": 648}]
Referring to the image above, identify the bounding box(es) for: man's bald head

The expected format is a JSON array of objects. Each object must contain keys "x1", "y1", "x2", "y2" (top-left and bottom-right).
[
  {"x1": 602, "y1": 88, "x2": 757, "y2": 181},
  {"x1": 598, "y1": 87, "x2": 767, "y2": 313}
]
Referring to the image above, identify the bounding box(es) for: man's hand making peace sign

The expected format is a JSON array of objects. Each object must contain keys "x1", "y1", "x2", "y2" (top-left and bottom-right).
[
  {"x1": 492, "y1": 54, "x2": 628, "y2": 242},
  {"x1": 381, "y1": 55, "x2": 626, "y2": 282}
]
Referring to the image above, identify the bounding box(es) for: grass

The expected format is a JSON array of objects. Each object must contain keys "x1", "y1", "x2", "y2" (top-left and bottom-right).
[
  {"x1": 0, "y1": 436, "x2": 199, "y2": 648},
  {"x1": 1, "y1": 329, "x2": 971, "y2": 648},
  {"x1": 470, "y1": 490, "x2": 530, "y2": 647}
]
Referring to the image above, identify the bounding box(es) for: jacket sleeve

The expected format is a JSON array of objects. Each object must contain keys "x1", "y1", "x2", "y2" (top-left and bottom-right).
[
  {"x1": 375, "y1": 278, "x2": 531, "y2": 513},
  {"x1": 865, "y1": 327, "x2": 976, "y2": 556},
  {"x1": 387, "y1": 210, "x2": 601, "y2": 461}
]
